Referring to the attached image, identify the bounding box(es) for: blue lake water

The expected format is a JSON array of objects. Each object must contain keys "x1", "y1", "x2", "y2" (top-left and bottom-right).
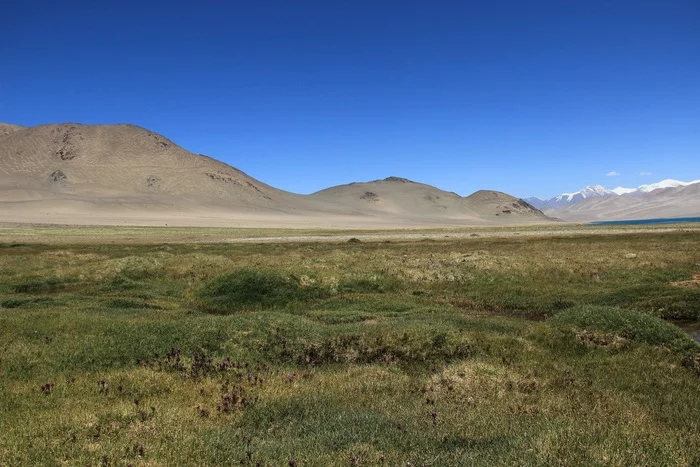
[{"x1": 587, "y1": 217, "x2": 700, "y2": 226}]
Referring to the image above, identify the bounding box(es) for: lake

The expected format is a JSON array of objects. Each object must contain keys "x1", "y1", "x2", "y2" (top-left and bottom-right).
[{"x1": 588, "y1": 217, "x2": 700, "y2": 226}]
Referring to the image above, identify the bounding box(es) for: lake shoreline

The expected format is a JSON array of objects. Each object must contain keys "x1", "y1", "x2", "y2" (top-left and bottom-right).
[{"x1": 588, "y1": 216, "x2": 700, "y2": 226}]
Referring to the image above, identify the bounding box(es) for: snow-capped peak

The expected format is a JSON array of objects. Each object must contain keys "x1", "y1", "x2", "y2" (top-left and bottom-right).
[
  {"x1": 554, "y1": 185, "x2": 613, "y2": 202},
  {"x1": 527, "y1": 178, "x2": 700, "y2": 211},
  {"x1": 637, "y1": 179, "x2": 691, "y2": 193},
  {"x1": 611, "y1": 186, "x2": 637, "y2": 195},
  {"x1": 612, "y1": 179, "x2": 700, "y2": 195}
]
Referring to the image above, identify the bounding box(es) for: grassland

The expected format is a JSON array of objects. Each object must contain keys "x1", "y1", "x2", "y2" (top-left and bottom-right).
[{"x1": 1, "y1": 226, "x2": 699, "y2": 465}]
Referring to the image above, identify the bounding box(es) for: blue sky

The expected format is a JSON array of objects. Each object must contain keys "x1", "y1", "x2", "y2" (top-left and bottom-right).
[{"x1": 2, "y1": 1, "x2": 699, "y2": 199}]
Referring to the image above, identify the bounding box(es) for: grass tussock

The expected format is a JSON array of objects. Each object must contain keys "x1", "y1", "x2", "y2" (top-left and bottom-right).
[
  {"x1": 550, "y1": 304, "x2": 697, "y2": 352},
  {"x1": 195, "y1": 268, "x2": 330, "y2": 313}
]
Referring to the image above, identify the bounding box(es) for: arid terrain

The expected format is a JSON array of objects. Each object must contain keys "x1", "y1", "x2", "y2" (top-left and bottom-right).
[{"x1": 0, "y1": 122, "x2": 548, "y2": 228}]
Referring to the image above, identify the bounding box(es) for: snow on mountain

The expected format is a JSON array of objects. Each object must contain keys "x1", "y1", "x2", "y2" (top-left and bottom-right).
[
  {"x1": 611, "y1": 186, "x2": 637, "y2": 195},
  {"x1": 528, "y1": 185, "x2": 614, "y2": 209},
  {"x1": 554, "y1": 185, "x2": 613, "y2": 202},
  {"x1": 612, "y1": 179, "x2": 700, "y2": 195},
  {"x1": 637, "y1": 179, "x2": 699, "y2": 193},
  {"x1": 529, "y1": 178, "x2": 700, "y2": 210}
]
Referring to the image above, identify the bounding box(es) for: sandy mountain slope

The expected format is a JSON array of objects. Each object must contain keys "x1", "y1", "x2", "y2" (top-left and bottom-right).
[
  {"x1": 463, "y1": 190, "x2": 549, "y2": 220},
  {"x1": 312, "y1": 177, "x2": 473, "y2": 216},
  {"x1": 546, "y1": 183, "x2": 700, "y2": 221},
  {"x1": 0, "y1": 123, "x2": 552, "y2": 227},
  {"x1": 0, "y1": 123, "x2": 329, "y2": 214},
  {"x1": 0, "y1": 123, "x2": 350, "y2": 226},
  {"x1": 312, "y1": 177, "x2": 547, "y2": 224},
  {"x1": 0, "y1": 124, "x2": 25, "y2": 138}
]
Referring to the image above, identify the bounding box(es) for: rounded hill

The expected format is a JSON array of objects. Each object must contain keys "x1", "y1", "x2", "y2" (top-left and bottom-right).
[{"x1": 0, "y1": 122, "x2": 552, "y2": 227}]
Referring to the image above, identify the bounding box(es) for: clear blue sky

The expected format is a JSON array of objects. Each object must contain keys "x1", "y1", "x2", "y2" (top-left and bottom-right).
[{"x1": 2, "y1": 1, "x2": 699, "y2": 199}]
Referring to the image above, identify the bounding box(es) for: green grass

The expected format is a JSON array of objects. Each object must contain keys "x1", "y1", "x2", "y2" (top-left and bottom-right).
[
  {"x1": 195, "y1": 268, "x2": 331, "y2": 313},
  {"x1": 550, "y1": 304, "x2": 697, "y2": 352},
  {"x1": 0, "y1": 229, "x2": 699, "y2": 465}
]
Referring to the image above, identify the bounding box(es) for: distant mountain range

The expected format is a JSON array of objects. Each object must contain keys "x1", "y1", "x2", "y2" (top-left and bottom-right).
[
  {"x1": 526, "y1": 179, "x2": 700, "y2": 210},
  {"x1": 526, "y1": 179, "x2": 700, "y2": 221},
  {"x1": 525, "y1": 185, "x2": 613, "y2": 209}
]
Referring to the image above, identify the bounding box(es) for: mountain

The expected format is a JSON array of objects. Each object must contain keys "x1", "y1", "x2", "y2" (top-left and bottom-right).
[
  {"x1": 0, "y1": 123, "x2": 25, "y2": 137},
  {"x1": 632, "y1": 179, "x2": 700, "y2": 194},
  {"x1": 526, "y1": 185, "x2": 614, "y2": 210},
  {"x1": 0, "y1": 122, "x2": 550, "y2": 227},
  {"x1": 311, "y1": 177, "x2": 547, "y2": 222},
  {"x1": 528, "y1": 179, "x2": 700, "y2": 215},
  {"x1": 0, "y1": 122, "x2": 306, "y2": 209},
  {"x1": 545, "y1": 182, "x2": 700, "y2": 221},
  {"x1": 610, "y1": 186, "x2": 637, "y2": 195},
  {"x1": 462, "y1": 190, "x2": 546, "y2": 219}
]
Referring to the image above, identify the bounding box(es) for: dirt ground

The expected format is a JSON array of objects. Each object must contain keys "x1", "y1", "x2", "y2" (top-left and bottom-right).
[{"x1": 0, "y1": 221, "x2": 698, "y2": 244}]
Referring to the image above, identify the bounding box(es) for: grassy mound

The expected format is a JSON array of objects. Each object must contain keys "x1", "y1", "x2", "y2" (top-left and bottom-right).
[
  {"x1": 590, "y1": 283, "x2": 700, "y2": 320},
  {"x1": 549, "y1": 305, "x2": 697, "y2": 352},
  {"x1": 195, "y1": 268, "x2": 328, "y2": 313}
]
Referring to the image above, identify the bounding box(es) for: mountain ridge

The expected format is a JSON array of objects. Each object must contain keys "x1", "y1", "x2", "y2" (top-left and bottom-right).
[
  {"x1": 529, "y1": 179, "x2": 700, "y2": 222},
  {"x1": 527, "y1": 178, "x2": 700, "y2": 211},
  {"x1": 543, "y1": 182, "x2": 700, "y2": 222},
  {"x1": 0, "y1": 122, "x2": 549, "y2": 227}
]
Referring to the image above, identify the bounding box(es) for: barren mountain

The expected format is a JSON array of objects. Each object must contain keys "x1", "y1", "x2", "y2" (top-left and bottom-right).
[
  {"x1": 0, "y1": 123, "x2": 25, "y2": 137},
  {"x1": 0, "y1": 122, "x2": 551, "y2": 227},
  {"x1": 312, "y1": 177, "x2": 471, "y2": 216},
  {"x1": 463, "y1": 190, "x2": 547, "y2": 219},
  {"x1": 0, "y1": 123, "x2": 294, "y2": 206},
  {"x1": 312, "y1": 178, "x2": 547, "y2": 222}
]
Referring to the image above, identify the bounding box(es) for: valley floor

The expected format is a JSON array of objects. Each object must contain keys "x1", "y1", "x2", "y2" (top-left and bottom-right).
[
  {"x1": 1, "y1": 225, "x2": 699, "y2": 465},
  {"x1": 1, "y1": 221, "x2": 699, "y2": 244}
]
